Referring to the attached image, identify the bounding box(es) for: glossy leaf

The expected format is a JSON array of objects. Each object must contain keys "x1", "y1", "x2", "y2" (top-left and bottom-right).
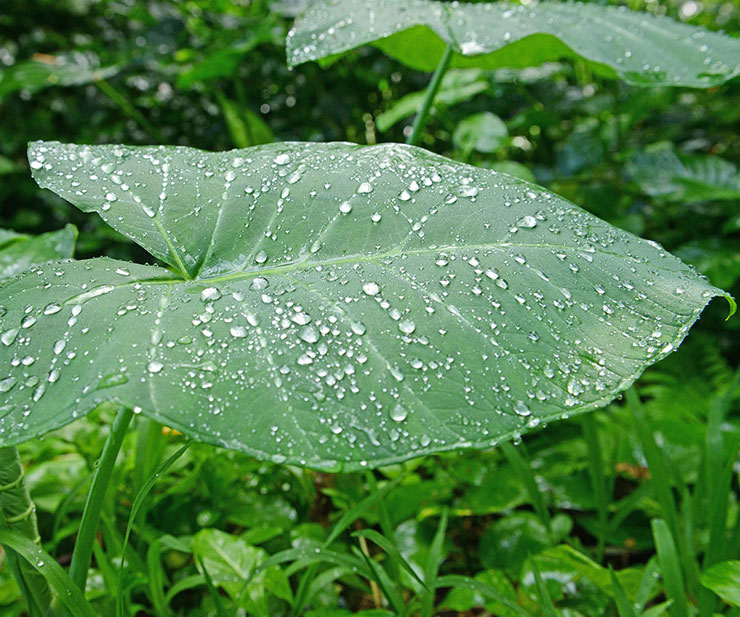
[
  {"x1": 0, "y1": 140, "x2": 732, "y2": 470},
  {"x1": 701, "y1": 560, "x2": 740, "y2": 607},
  {"x1": 287, "y1": 0, "x2": 740, "y2": 87}
]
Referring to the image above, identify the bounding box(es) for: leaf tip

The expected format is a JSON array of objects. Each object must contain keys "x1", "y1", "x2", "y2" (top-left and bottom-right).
[{"x1": 724, "y1": 293, "x2": 737, "y2": 321}]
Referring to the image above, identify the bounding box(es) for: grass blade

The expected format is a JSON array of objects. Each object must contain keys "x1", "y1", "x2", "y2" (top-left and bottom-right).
[
  {"x1": 0, "y1": 528, "x2": 98, "y2": 617},
  {"x1": 436, "y1": 575, "x2": 529, "y2": 616},
  {"x1": 652, "y1": 518, "x2": 688, "y2": 617},
  {"x1": 531, "y1": 560, "x2": 558, "y2": 617},
  {"x1": 627, "y1": 390, "x2": 700, "y2": 596},
  {"x1": 116, "y1": 443, "x2": 190, "y2": 617},
  {"x1": 610, "y1": 566, "x2": 638, "y2": 617},
  {"x1": 421, "y1": 507, "x2": 448, "y2": 617},
  {"x1": 353, "y1": 528, "x2": 427, "y2": 589},
  {"x1": 198, "y1": 555, "x2": 231, "y2": 617},
  {"x1": 501, "y1": 442, "x2": 551, "y2": 535},
  {"x1": 582, "y1": 415, "x2": 609, "y2": 562}
]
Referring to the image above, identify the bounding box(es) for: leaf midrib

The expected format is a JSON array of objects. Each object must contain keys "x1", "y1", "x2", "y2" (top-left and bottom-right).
[{"x1": 54, "y1": 239, "x2": 647, "y2": 307}]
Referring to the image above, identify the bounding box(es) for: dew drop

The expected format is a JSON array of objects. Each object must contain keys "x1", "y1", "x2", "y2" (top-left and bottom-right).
[
  {"x1": 201, "y1": 287, "x2": 222, "y2": 301},
  {"x1": 0, "y1": 377, "x2": 17, "y2": 393},
  {"x1": 43, "y1": 303, "x2": 62, "y2": 315},
  {"x1": 390, "y1": 404, "x2": 408, "y2": 422},
  {"x1": 230, "y1": 326, "x2": 247, "y2": 338},
  {"x1": 362, "y1": 282, "x2": 380, "y2": 296},
  {"x1": 299, "y1": 326, "x2": 319, "y2": 344},
  {"x1": 1, "y1": 329, "x2": 19, "y2": 346},
  {"x1": 517, "y1": 215, "x2": 537, "y2": 228},
  {"x1": 398, "y1": 319, "x2": 416, "y2": 334}
]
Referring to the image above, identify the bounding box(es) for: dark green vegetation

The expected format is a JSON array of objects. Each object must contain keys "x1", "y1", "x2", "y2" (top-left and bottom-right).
[{"x1": 1, "y1": 0, "x2": 740, "y2": 615}]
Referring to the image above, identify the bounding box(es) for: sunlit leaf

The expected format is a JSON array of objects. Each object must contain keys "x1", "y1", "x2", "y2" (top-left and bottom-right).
[
  {"x1": 0, "y1": 140, "x2": 732, "y2": 470},
  {"x1": 287, "y1": 0, "x2": 740, "y2": 87},
  {"x1": 700, "y1": 560, "x2": 740, "y2": 607}
]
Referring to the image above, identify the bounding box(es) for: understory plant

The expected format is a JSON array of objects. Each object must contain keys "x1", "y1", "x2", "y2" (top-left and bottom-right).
[{"x1": 1, "y1": 1, "x2": 740, "y2": 615}]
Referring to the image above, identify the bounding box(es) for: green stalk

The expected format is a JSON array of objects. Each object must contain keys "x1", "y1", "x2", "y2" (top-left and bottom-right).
[
  {"x1": 0, "y1": 446, "x2": 51, "y2": 617},
  {"x1": 406, "y1": 45, "x2": 454, "y2": 147},
  {"x1": 94, "y1": 79, "x2": 166, "y2": 143},
  {"x1": 68, "y1": 406, "x2": 134, "y2": 592}
]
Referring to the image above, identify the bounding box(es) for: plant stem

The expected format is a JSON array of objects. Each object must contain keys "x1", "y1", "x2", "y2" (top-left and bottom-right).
[
  {"x1": 94, "y1": 79, "x2": 166, "y2": 143},
  {"x1": 406, "y1": 44, "x2": 453, "y2": 147},
  {"x1": 0, "y1": 446, "x2": 50, "y2": 617},
  {"x1": 69, "y1": 406, "x2": 134, "y2": 592}
]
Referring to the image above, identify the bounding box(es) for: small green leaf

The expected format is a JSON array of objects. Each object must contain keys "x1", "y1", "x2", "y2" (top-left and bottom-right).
[
  {"x1": 192, "y1": 528, "x2": 291, "y2": 606},
  {"x1": 0, "y1": 52, "x2": 120, "y2": 101},
  {"x1": 701, "y1": 560, "x2": 740, "y2": 607},
  {"x1": 453, "y1": 112, "x2": 508, "y2": 154},
  {"x1": 287, "y1": 0, "x2": 740, "y2": 87},
  {"x1": 0, "y1": 225, "x2": 76, "y2": 281},
  {"x1": 0, "y1": 140, "x2": 731, "y2": 471}
]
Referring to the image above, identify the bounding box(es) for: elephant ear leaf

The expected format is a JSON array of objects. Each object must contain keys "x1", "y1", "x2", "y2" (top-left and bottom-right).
[
  {"x1": 287, "y1": 0, "x2": 740, "y2": 87},
  {"x1": 0, "y1": 140, "x2": 732, "y2": 470}
]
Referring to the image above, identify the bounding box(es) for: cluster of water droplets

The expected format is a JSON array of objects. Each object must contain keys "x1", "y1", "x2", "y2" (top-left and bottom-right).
[
  {"x1": 6, "y1": 140, "x2": 722, "y2": 467},
  {"x1": 287, "y1": 0, "x2": 739, "y2": 86}
]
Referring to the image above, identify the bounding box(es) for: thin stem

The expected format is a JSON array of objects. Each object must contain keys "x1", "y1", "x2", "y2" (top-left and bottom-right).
[
  {"x1": 0, "y1": 446, "x2": 50, "y2": 616},
  {"x1": 69, "y1": 406, "x2": 134, "y2": 592},
  {"x1": 581, "y1": 415, "x2": 608, "y2": 563},
  {"x1": 406, "y1": 45, "x2": 454, "y2": 147},
  {"x1": 94, "y1": 79, "x2": 166, "y2": 144}
]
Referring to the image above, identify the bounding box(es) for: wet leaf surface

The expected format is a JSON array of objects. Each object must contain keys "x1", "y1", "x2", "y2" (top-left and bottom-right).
[
  {"x1": 0, "y1": 141, "x2": 731, "y2": 470},
  {"x1": 287, "y1": 0, "x2": 740, "y2": 87}
]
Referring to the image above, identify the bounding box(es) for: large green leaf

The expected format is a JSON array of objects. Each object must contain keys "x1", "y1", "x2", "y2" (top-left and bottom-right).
[
  {"x1": 0, "y1": 140, "x2": 732, "y2": 470},
  {"x1": 286, "y1": 0, "x2": 740, "y2": 87}
]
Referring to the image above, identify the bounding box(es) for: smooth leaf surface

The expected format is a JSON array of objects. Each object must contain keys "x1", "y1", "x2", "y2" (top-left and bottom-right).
[
  {"x1": 0, "y1": 226, "x2": 76, "y2": 282},
  {"x1": 453, "y1": 112, "x2": 508, "y2": 154},
  {"x1": 0, "y1": 140, "x2": 732, "y2": 470},
  {"x1": 701, "y1": 560, "x2": 740, "y2": 607},
  {"x1": 287, "y1": 0, "x2": 740, "y2": 87}
]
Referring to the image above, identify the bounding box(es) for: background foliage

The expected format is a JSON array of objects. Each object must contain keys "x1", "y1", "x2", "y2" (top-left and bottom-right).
[{"x1": 1, "y1": 0, "x2": 739, "y2": 615}]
